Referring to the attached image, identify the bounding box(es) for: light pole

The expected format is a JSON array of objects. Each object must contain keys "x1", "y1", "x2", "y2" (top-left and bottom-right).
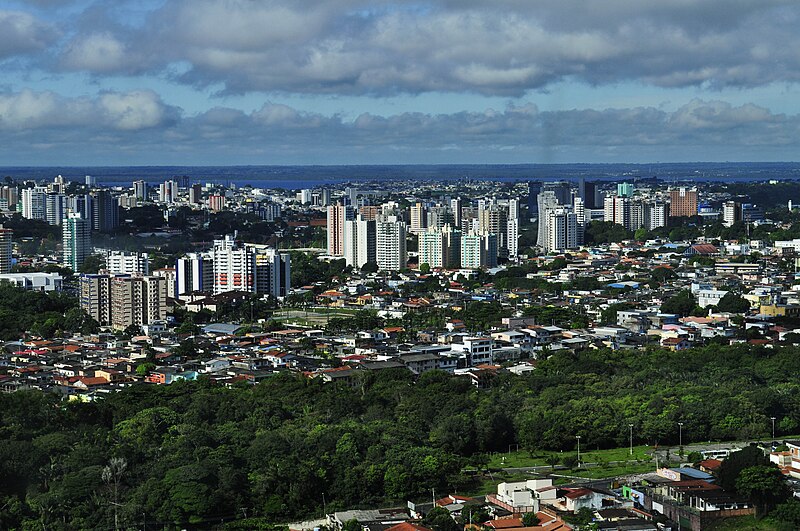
[
  {"x1": 576, "y1": 435, "x2": 581, "y2": 466},
  {"x1": 771, "y1": 417, "x2": 777, "y2": 441},
  {"x1": 629, "y1": 424, "x2": 634, "y2": 456},
  {"x1": 678, "y1": 422, "x2": 684, "y2": 452}
]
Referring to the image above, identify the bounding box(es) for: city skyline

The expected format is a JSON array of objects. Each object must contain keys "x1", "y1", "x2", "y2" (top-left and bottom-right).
[{"x1": 1, "y1": 1, "x2": 799, "y2": 164}]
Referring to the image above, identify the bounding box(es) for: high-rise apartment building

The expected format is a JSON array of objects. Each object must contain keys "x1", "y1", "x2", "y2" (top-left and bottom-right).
[
  {"x1": 327, "y1": 203, "x2": 354, "y2": 256},
  {"x1": 544, "y1": 207, "x2": 578, "y2": 252},
  {"x1": 91, "y1": 189, "x2": 119, "y2": 232},
  {"x1": 420, "y1": 224, "x2": 461, "y2": 269},
  {"x1": 461, "y1": 232, "x2": 498, "y2": 269},
  {"x1": 176, "y1": 252, "x2": 213, "y2": 295},
  {"x1": 22, "y1": 187, "x2": 47, "y2": 221},
  {"x1": 376, "y1": 218, "x2": 407, "y2": 271},
  {"x1": 669, "y1": 187, "x2": 698, "y2": 218},
  {"x1": 111, "y1": 275, "x2": 167, "y2": 330},
  {"x1": 0, "y1": 225, "x2": 12, "y2": 274},
  {"x1": 106, "y1": 251, "x2": 150, "y2": 275},
  {"x1": 410, "y1": 202, "x2": 427, "y2": 234},
  {"x1": 63, "y1": 213, "x2": 91, "y2": 271},
  {"x1": 209, "y1": 194, "x2": 226, "y2": 212},
  {"x1": 722, "y1": 201, "x2": 740, "y2": 227},
  {"x1": 45, "y1": 192, "x2": 64, "y2": 226},
  {"x1": 133, "y1": 180, "x2": 147, "y2": 201},
  {"x1": 159, "y1": 180, "x2": 178, "y2": 203}
]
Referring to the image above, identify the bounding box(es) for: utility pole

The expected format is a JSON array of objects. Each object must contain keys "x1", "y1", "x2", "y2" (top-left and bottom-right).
[
  {"x1": 678, "y1": 422, "x2": 684, "y2": 453},
  {"x1": 629, "y1": 424, "x2": 634, "y2": 456},
  {"x1": 576, "y1": 435, "x2": 581, "y2": 466},
  {"x1": 771, "y1": 417, "x2": 777, "y2": 441}
]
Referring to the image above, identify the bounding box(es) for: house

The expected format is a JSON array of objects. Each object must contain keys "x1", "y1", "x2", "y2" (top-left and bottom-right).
[
  {"x1": 487, "y1": 479, "x2": 556, "y2": 514},
  {"x1": 661, "y1": 337, "x2": 691, "y2": 351}
]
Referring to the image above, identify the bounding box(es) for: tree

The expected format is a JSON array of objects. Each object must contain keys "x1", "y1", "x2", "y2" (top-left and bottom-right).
[
  {"x1": 521, "y1": 513, "x2": 540, "y2": 527},
  {"x1": 660, "y1": 290, "x2": 697, "y2": 317},
  {"x1": 79, "y1": 254, "x2": 106, "y2": 274},
  {"x1": 772, "y1": 499, "x2": 800, "y2": 527},
  {"x1": 717, "y1": 445, "x2": 769, "y2": 492},
  {"x1": 545, "y1": 455, "x2": 560, "y2": 470},
  {"x1": 419, "y1": 263, "x2": 431, "y2": 274},
  {"x1": 361, "y1": 261, "x2": 379, "y2": 274},
  {"x1": 716, "y1": 292, "x2": 751, "y2": 314},
  {"x1": 736, "y1": 465, "x2": 788, "y2": 517},
  {"x1": 561, "y1": 455, "x2": 578, "y2": 469}
]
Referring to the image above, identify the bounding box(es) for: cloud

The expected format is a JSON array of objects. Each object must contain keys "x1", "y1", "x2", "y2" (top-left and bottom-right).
[
  {"x1": 0, "y1": 90, "x2": 798, "y2": 163},
  {"x1": 37, "y1": 0, "x2": 800, "y2": 95},
  {"x1": 0, "y1": 89, "x2": 178, "y2": 131},
  {"x1": 60, "y1": 32, "x2": 130, "y2": 73},
  {"x1": 0, "y1": 10, "x2": 56, "y2": 59}
]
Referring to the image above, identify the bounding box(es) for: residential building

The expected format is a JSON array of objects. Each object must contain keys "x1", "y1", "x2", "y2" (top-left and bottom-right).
[
  {"x1": 0, "y1": 225, "x2": 11, "y2": 274},
  {"x1": 669, "y1": 187, "x2": 698, "y2": 218},
  {"x1": 110, "y1": 275, "x2": 167, "y2": 330},
  {"x1": 22, "y1": 186, "x2": 47, "y2": 221},
  {"x1": 722, "y1": 201, "x2": 740, "y2": 227},
  {"x1": 461, "y1": 232, "x2": 497, "y2": 269},
  {"x1": 106, "y1": 251, "x2": 150, "y2": 275},
  {"x1": 376, "y1": 218, "x2": 407, "y2": 271},
  {"x1": 327, "y1": 203, "x2": 354, "y2": 256},
  {"x1": 544, "y1": 207, "x2": 578, "y2": 252},
  {"x1": 176, "y1": 252, "x2": 213, "y2": 295},
  {"x1": 420, "y1": 224, "x2": 461, "y2": 269},
  {"x1": 209, "y1": 194, "x2": 226, "y2": 212},
  {"x1": 62, "y1": 212, "x2": 91, "y2": 271}
]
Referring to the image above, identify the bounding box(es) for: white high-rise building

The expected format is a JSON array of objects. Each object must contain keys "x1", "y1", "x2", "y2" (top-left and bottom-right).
[
  {"x1": 158, "y1": 180, "x2": 178, "y2": 203},
  {"x1": 644, "y1": 202, "x2": 668, "y2": 231},
  {"x1": 210, "y1": 236, "x2": 290, "y2": 297},
  {"x1": 176, "y1": 252, "x2": 213, "y2": 295},
  {"x1": 212, "y1": 235, "x2": 254, "y2": 294},
  {"x1": 507, "y1": 199, "x2": 520, "y2": 259},
  {"x1": 544, "y1": 207, "x2": 578, "y2": 252},
  {"x1": 22, "y1": 187, "x2": 48, "y2": 221},
  {"x1": 376, "y1": 218, "x2": 407, "y2": 271},
  {"x1": 410, "y1": 202, "x2": 427, "y2": 234},
  {"x1": 45, "y1": 193, "x2": 65, "y2": 226},
  {"x1": 536, "y1": 191, "x2": 561, "y2": 247},
  {"x1": 106, "y1": 251, "x2": 150, "y2": 275},
  {"x1": 420, "y1": 225, "x2": 461, "y2": 269},
  {"x1": 723, "y1": 201, "x2": 740, "y2": 227},
  {"x1": 297, "y1": 189, "x2": 312, "y2": 204},
  {"x1": 63, "y1": 212, "x2": 91, "y2": 271},
  {"x1": 461, "y1": 232, "x2": 498, "y2": 269}
]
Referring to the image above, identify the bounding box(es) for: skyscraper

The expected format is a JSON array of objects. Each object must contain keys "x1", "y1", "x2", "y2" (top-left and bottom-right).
[
  {"x1": 92, "y1": 189, "x2": 119, "y2": 232},
  {"x1": 327, "y1": 203, "x2": 354, "y2": 256},
  {"x1": 63, "y1": 212, "x2": 91, "y2": 271},
  {"x1": 22, "y1": 187, "x2": 47, "y2": 221},
  {"x1": 669, "y1": 187, "x2": 698, "y2": 218},
  {"x1": 376, "y1": 218, "x2": 407, "y2": 271},
  {"x1": 0, "y1": 225, "x2": 12, "y2": 274},
  {"x1": 410, "y1": 202, "x2": 427, "y2": 234},
  {"x1": 544, "y1": 207, "x2": 578, "y2": 252}
]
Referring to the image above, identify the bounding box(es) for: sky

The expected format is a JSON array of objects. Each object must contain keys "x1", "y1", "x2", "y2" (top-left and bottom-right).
[{"x1": 1, "y1": 0, "x2": 800, "y2": 165}]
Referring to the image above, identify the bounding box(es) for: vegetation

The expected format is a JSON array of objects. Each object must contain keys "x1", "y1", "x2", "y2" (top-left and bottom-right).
[
  {"x1": 0, "y1": 283, "x2": 95, "y2": 339},
  {"x1": 3, "y1": 342, "x2": 800, "y2": 527}
]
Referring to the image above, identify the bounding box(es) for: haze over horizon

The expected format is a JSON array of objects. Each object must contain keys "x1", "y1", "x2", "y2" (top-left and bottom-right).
[{"x1": 2, "y1": 1, "x2": 799, "y2": 165}]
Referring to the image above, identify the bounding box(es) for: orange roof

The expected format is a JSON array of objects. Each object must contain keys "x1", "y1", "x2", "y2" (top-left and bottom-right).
[{"x1": 385, "y1": 524, "x2": 433, "y2": 531}]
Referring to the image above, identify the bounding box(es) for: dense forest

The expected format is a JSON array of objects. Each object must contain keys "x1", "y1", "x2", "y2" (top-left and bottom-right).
[{"x1": 2, "y1": 343, "x2": 800, "y2": 529}]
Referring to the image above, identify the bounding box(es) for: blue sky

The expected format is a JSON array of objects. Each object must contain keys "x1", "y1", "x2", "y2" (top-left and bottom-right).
[{"x1": 1, "y1": 0, "x2": 799, "y2": 164}]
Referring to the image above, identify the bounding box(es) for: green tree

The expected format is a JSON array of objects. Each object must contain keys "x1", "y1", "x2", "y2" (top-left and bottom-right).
[
  {"x1": 736, "y1": 465, "x2": 788, "y2": 517},
  {"x1": 521, "y1": 512, "x2": 540, "y2": 527},
  {"x1": 716, "y1": 292, "x2": 751, "y2": 314},
  {"x1": 660, "y1": 290, "x2": 697, "y2": 317},
  {"x1": 717, "y1": 445, "x2": 769, "y2": 492}
]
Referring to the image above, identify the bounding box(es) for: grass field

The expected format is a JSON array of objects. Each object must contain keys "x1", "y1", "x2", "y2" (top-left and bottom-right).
[{"x1": 487, "y1": 445, "x2": 654, "y2": 469}]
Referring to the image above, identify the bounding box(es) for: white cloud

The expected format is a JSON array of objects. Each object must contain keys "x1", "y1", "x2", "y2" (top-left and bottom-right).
[
  {"x1": 61, "y1": 32, "x2": 129, "y2": 73},
  {"x1": 0, "y1": 10, "x2": 56, "y2": 59}
]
